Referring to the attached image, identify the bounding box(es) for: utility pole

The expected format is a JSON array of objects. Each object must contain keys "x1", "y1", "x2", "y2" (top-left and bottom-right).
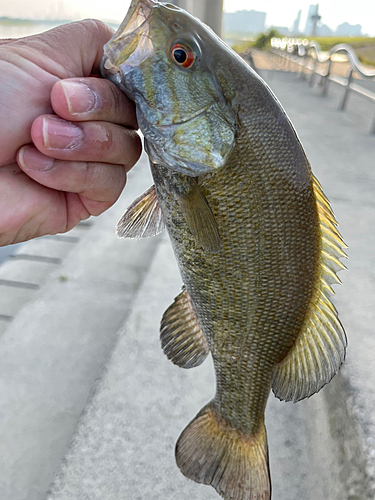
[{"x1": 171, "y1": 0, "x2": 224, "y2": 36}]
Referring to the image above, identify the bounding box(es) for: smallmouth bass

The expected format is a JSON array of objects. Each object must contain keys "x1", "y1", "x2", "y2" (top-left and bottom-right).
[{"x1": 101, "y1": 1, "x2": 347, "y2": 499}]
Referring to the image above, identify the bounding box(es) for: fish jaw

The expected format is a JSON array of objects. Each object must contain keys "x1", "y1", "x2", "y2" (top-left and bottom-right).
[
  {"x1": 100, "y1": 0, "x2": 156, "y2": 100},
  {"x1": 100, "y1": 0, "x2": 236, "y2": 176}
]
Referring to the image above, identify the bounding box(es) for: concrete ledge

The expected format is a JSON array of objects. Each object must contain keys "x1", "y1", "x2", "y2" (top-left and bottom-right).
[{"x1": 0, "y1": 155, "x2": 160, "y2": 500}]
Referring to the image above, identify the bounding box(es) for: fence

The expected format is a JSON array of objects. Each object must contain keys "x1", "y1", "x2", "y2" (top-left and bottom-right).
[{"x1": 270, "y1": 38, "x2": 375, "y2": 133}]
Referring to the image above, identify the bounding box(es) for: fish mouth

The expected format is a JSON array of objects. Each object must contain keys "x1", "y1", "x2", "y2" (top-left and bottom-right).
[{"x1": 102, "y1": 0, "x2": 156, "y2": 76}]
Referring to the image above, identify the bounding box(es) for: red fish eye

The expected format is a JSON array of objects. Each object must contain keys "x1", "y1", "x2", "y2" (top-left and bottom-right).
[{"x1": 171, "y1": 44, "x2": 195, "y2": 68}]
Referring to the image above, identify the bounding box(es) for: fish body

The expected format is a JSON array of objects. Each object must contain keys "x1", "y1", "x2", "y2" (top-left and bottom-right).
[{"x1": 101, "y1": 2, "x2": 347, "y2": 499}]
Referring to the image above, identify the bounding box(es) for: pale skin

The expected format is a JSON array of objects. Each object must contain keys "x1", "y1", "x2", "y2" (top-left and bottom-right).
[{"x1": 0, "y1": 19, "x2": 142, "y2": 247}]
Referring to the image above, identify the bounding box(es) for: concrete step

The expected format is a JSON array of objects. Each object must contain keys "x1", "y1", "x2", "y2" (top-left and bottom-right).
[{"x1": 0, "y1": 155, "x2": 159, "y2": 500}]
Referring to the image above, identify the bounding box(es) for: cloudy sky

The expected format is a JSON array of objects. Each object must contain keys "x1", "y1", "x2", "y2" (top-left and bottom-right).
[{"x1": 2, "y1": 0, "x2": 374, "y2": 35}]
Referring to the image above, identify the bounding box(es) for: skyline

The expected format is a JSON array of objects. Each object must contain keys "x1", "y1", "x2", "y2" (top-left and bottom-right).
[
  {"x1": 224, "y1": 1, "x2": 374, "y2": 36},
  {"x1": 0, "y1": 0, "x2": 374, "y2": 36}
]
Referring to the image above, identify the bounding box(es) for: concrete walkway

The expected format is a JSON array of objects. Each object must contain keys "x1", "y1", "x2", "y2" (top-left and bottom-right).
[{"x1": 0, "y1": 67, "x2": 374, "y2": 500}]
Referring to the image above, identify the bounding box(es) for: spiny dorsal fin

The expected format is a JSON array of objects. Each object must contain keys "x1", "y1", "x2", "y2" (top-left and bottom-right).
[
  {"x1": 272, "y1": 175, "x2": 347, "y2": 403},
  {"x1": 177, "y1": 181, "x2": 221, "y2": 253},
  {"x1": 160, "y1": 288, "x2": 210, "y2": 369},
  {"x1": 116, "y1": 185, "x2": 165, "y2": 239}
]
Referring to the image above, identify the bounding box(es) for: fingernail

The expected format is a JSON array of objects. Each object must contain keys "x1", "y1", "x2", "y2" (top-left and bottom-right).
[
  {"x1": 18, "y1": 146, "x2": 54, "y2": 171},
  {"x1": 43, "y1": 116, "x2": 83, "y2": 149},
  {"x1": 61, "y1": 81, "x2": 96, "y2": 114}
]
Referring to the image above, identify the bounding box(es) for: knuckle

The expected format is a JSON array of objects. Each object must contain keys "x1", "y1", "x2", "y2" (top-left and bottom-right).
[
  {"x1": 81, "y1": 19, "x2": 113, "y2": 39},
  {"x1": 105, "y1": 82, "x2": 137, "y2": 128},
  {"x1": 117, "y1": 129, "x2": 142, "y2": 168},
  {"x1": 107, "y1": 81, "x2": 124, "y2": 110}
]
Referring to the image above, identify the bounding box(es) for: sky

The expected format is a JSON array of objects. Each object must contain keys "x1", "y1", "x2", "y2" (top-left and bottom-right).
[{"x1": 1, "y1": 0, "x2": 374, "y2": 36}]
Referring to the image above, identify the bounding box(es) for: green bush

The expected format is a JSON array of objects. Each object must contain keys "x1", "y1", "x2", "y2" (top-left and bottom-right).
[{"x1": 232, "y1": 29, "x2": 282, "y2": 53}]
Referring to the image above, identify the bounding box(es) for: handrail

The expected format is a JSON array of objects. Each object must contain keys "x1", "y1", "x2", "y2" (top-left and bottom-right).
[
  {"x1": 302, "y1": 41, "x2": 375, "y2": 78},
  {"x1": 270, "y1": 38, "x2": 375, "y2": 133}
]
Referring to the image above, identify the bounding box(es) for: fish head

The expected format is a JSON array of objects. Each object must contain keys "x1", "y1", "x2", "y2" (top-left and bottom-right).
[{"x1": 101, "y1": 0, "x2": 236, "y2": 176}]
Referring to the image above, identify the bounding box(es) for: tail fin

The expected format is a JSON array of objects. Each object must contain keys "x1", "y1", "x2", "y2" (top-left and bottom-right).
[{"x1": 175, "y1": 402, "x2": 271, "y2": 500}]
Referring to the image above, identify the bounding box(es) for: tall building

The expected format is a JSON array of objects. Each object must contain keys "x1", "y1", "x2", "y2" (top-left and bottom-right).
[
  {"x1": 224, "y1": 10, "x2": 266, "y2": 35},
  {"x1": 292, "y1": 10, "x2": 301, "y2": 34},
  {"x1": 304, "y1": 4, "x2": 321, "y2": 36}
]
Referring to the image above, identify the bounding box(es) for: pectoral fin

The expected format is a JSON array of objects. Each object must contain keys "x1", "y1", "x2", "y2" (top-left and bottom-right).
[
  {"x1": 272, "y1": 175, "x2": 347, "y2": 403},
  {"x1": 177, "y1": 181, "x2": 221, "y2": 253},
  {"x1": 160, "y1": 288, "x2": 210, "y2": 369},
  {"x1": 116, "y1": 185, "x2": 165, "y2": 239}
]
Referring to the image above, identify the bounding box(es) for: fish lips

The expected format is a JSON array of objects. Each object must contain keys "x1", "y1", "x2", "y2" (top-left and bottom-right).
[
  {"x1": 100, "y1": 0, "x2": 156, "y2": 98},
  {"x1": 100, "y1": 0, "x2": 188, "y2": 96}
]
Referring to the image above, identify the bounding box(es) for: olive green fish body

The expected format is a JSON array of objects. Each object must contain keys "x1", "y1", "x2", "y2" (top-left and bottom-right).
[
  {"x1": 151, "y1": 111, "x2": 321, "y2": 436},
  {"x1": 101, "y1": 2, "x2": 347, "y2": 499}
]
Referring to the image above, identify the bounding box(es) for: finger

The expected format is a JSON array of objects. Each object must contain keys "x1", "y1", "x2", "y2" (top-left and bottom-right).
[
  {"x1": 31, "y1": 115, "x2": 142, "y2": 169},
  {"x1": 16, "y1": 20, "x2": 114, "y2": 78},
  {"x1": 17, "y1": 145, "x2": 127, "y2": 208},
  {"x1": 0, "y1": 163, "x2": 65, "y2": 246},
  {"x1": 51, "y1": 78, "x2": 138, "y2": 129}
]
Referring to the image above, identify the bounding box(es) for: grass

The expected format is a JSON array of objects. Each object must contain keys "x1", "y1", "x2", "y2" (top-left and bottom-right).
[
  {"x1": 310, "y1": 37, "x2": 375, "y2": 66},
  {"x1": 0, "y1": 18, "x2": 34, "y2": 26},
  {"x1": 308, "y1": 36, "x2": 375, "y2": 51}
]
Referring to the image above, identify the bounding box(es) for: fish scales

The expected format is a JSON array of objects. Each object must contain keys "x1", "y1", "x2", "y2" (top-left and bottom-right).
[
  {"x1": 101, "y1": 1, "x2": 347, "y2": 499},
  {"x1": 151, "y1": 126, "x2": 320, "y2": 434}
]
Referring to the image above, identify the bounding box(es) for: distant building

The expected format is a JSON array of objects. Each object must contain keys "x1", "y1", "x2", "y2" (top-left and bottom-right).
[
  {"x1": 291, "y1": 10, "x2": 301, "y2": 34},
  {"x1": 304, "y1": 4, "x2": 321, "y2": 36},
  {"x1": 316, "y1": 23, "x2": 333, "y2": 36},
  {"x1": 224, "y1": 10, "x2": 266, "y2": 35},
  {"x1": 335, "y1": 22, "x2": 363, "y2": 36}
]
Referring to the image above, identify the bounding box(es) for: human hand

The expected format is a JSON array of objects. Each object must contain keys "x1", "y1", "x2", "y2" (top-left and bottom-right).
[{"x1": 0, "y1": 20, "x2": 141, "y2": 246}]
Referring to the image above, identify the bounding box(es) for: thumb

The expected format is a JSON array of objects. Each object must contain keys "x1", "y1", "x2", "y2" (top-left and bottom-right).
[{"x1": 17, "y1": 20, "x2": 115, "y2": 78}]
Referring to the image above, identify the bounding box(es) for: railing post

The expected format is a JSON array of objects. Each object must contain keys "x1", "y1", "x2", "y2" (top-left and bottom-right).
[
  {"x1": 309, "y1": 58, "x2": 316, "y2": 86},
  {"x1": 298, "y1": 55, "x2": 304, "y2": 78},
  {"x1": 371, "y1": 113, "x2": 375, "y2": 135},
  {"x1": 300, "y1": 54, "x2": 307, "y2": 79},
  {"x1": 322, "y1": 58, "x2": 332, "y2": 96},
  {"x1": 339, "y1": 69, "x2": 353, "y2": 110},
  {"x1": 287, "y1": 55, "x2": 292, "y2": 71}
]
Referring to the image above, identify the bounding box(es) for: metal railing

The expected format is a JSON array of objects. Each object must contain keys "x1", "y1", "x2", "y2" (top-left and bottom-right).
[{"x1": 270, "y1": 38, "x2": 375, "y2": 133}]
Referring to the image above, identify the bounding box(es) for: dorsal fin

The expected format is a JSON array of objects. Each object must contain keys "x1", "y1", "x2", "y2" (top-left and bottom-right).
[
  {"x1": 116, "y1": 185, "x2": 165, "y2": 239},
  {"x1": 272, "y1": 175, "x2": 347, "y2": 403},
  {"x1": 160, "y1": 288, "x2": 210, "y2": 369}
]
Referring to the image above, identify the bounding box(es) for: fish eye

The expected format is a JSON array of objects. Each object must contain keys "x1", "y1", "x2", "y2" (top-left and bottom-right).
[{"x1": 171, "y1": 43, "x2": 195, "y2": 68}]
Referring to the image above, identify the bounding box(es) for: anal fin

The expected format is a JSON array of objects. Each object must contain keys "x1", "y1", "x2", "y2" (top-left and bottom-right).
[
  {"x1": 116, "y1": 185, "x2": 165, "y2": 239},
  {"x1": 160, "y1": 288, "x2": 210, "y2": 369}
]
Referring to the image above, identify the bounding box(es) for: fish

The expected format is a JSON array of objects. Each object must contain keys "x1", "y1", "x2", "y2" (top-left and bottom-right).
[{"x1": 100, "y1": 1, "x2": 347, "y2": 499}]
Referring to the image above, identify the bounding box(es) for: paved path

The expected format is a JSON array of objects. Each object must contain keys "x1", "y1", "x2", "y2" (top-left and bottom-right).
[{"x1": 0, "y1": 67, "x2": 374, "y2": 500}]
